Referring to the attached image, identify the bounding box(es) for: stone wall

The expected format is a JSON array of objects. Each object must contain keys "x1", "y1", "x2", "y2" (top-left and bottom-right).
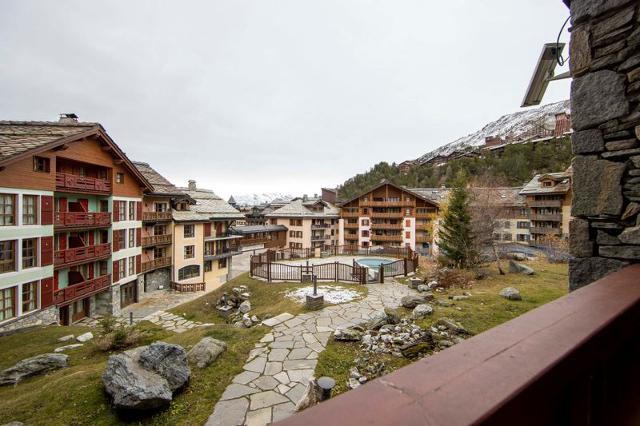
[
  {"x1": 94, "y1": 285, "x2": 121, "y2": 316},
  {"x1": 0, "y1": 306, "x2": 58, "y2": 333},
  {"x1": 568, "y1": 0, "x2": 640, "y2": 289},
  {"x1": 143, "y1": 267, "x2": 171, "y2": 293}
]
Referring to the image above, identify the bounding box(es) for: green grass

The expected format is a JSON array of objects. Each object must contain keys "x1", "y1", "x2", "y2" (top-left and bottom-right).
[
  {"x1": 316, "y1": 260, "x2": 568, "y2": 396},
  {"x1": 170, "y1": 272, "x2": 368, "y2": 323}
]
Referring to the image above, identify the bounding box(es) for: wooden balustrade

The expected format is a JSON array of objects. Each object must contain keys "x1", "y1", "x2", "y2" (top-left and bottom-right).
[
  {"x1": 54, "y1": 243, "x2": 111, "y2": 268},
  {"x1": 531, "y1": 213, "x2": 562, "y2": 221},
  {"x1": 528, "y1": 199, "x2": 563, "y2": 208},
  {"x1": 53, "y1": 274, "x2": 112, "y2": 305},
  {"x1": 371, "y1": 223, "x2": 403, "y2": 230},
  {"x1": 142, "y1": 211, "x2": 173, "y2": 221},
  {"x1": 171, "y1": 282, "x2": 205, "y2": 292},
  {"x1": 370, "y1": 234, "x2": 403, "y2": 242},
  {"x1": 56, "y1": 172, "x2": 111, "y2": 193},
  {"x1": 141, "y1": 256, "x2": 172, "y2": 273},
  {"x1": 530, "y1": 227, "x2": 562, "y2": 235},
  {"x1": 54, "y1": 212, "x2": 111, "y2": 228},
  {"x1": 141, "y1": 234, "x2": 172, "y2": 247}
]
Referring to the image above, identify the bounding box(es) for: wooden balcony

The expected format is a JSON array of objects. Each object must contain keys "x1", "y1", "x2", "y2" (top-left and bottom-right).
[
  {"x1": 343, "y1": 222, "x2": 359, "y2": 229},
  {"x1": 54, "y1": 243, "x2": 111, "y2": 268},
  {"x1": 311, "y1": 223, "x2": 329, "y2": 229},
  {"x1": 54, "y1": 212, "x2": 111, "y2": 229},
  {"x1": 528, "y1": 199, "x2": 563, "y2": 208},
  {"x1": 204, "y1": 247, "x2": 242, "y2": 260},
  {"x1": 276, "y1": 265, "x2": 640, "y2": 426},
  {"x1": 371, "y1": 223, "x2": 402, "y2": 230},
  {"x1": 531, "y1": 213, "x2": 562, "y2": 222},
  {"x1": 341, "y1": 211, "x2": 359, "y2": 218},
  {"x1": 141, "y1": 256, "x2": 172, "y2": 273},
  {"x1": 54, "y1": 274, "x2": 112, "y2": 305},
  {"x1": 416, "y1": 212, "x2": 437, "y2": 219},
  {"x1": 530, "y1": 226, "x2": 562, "y2": 235},
  {"x1": 370, "y1": 211, "x2": 404, "y2": 219},
  {"x1": 56, "y1": 172, "x2": 111, "y2": 194},
  {"x1": 141, "y1": 234, "x2": 172, "y2": 247},
  {"x1": 360, "y1": 200, "x2": 414, "y2": 207},
  {"x1": 371, "y1": 234, "x2": 403, "y2": 242},
  {"x1": 311, "y1": 234, "x2": 330, "y2": 241},
  {"x1": 416, "y1": 235, "x2": 431, "y2": 243},
  {"x1": 142, "y1": 211, "x2": 173, "y2": 222}
]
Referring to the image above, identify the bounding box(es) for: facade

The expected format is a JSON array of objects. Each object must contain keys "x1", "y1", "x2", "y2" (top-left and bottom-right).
[
  {"x1": 471, "y1": 187, "x2": 531, "y2": 245},
  {"x1": 321, "y1": 188, "x2": 337, "y2": 204},
  {"x1": 338, "y1": 182, "x2": 440, "y2": 254},
  {"x1": 266, "y1": 196, "x2": 340, "y2": 250},
  {"x1": 0, "y1": 117, "x2": 153, "y2": 330},
  {"x1": 229, "y1": 224, "x2": 288, "y2": 249},
  {"x1": 520, "y1": 169, "x2": 572, "y2": 244}
]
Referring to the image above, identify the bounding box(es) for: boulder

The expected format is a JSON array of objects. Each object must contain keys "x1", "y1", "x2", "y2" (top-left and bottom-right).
[
  {"x1": 508, "y1": 261, "x2": 534, "y2": 275},
  {"x1": 384, "y1": 308, "x2": 401, "y2": 324},
  {"x1": 138, "y1": 342, "x2": 191, "y2": 392},
  {"x1": 451, "y1": 295, "x2": 469, "y2": 301},
  {"x1": 411, "y1": 304, "x2": 433, "y2": 320},
  {"x1": 367, "y1": 311, "x2": 388, "y2": 330},
  {"x1": 408, "y1": 278, "x2": 422, "y2": 290},
  {"x1": 238, "y1": 301, "x2": 251, "y2": 314},
  {"x1": 436, "y1": 318, "x2": 467, "y2": 335},
  {"x1": 76, "y1": 332, "x2": 94, "y2": 343},
  {"x1": 499, "y1": 287, "x2": 522, "y2": 301},
  {"x1": 416, "y1": 284, "x2": 430, "y2": 293},
  {"x1": 57, "y1": 334, "x2": 75, "y2": 342},
  {"x1": 295, "y1": 377, "x2": 322, "y2": 411},
  {"x1": 400, "y1": 341, "x2": 432, "y2": 359},
  {"x1": 0, "y1": 353, "x2": 68, "y2": 386},
  {"x1": 54, "y1": 343, "x2": 84, "y2": 353},
  {"x1": 427, "y1": 280, "x2": 439, "y2": 289},
  {"x1": 401, "y1": 294, "x2": 431, "y2": 309},
  {"x1": 187, "y1": 337, "x2": 227, "y2": 368},
  {"x1": 334, "y1": 327, "x2": 363, "y2": 342}
]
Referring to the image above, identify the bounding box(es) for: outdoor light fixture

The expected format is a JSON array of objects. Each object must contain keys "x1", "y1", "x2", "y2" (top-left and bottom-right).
[{"x1": 521, "y1": 42, "x2": 570, "y2": 107}]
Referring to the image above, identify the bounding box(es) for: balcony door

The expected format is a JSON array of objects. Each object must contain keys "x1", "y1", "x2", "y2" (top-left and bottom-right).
[{"x1": 120, "y1": 281, "x2": 137, "y2": 308}]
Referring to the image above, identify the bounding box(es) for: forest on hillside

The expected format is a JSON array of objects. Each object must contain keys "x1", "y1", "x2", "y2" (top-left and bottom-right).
[{"x1": 336, "y1": 137, "x2": 572, "y2": 200}]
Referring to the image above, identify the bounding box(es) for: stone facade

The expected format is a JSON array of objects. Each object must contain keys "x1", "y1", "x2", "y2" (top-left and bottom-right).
[
  {"x1": 0, "y1": 306, "x2": 58, "y2": 334},
  {"x1": 144, "y1": 267, "x2": 171, "y2": 292},
  {"x1": 568, "y1": 0, "x2": 640, "y2": 290},
  {"x1": 94, "y1": 285, "x2": 121, "y2": 316}
]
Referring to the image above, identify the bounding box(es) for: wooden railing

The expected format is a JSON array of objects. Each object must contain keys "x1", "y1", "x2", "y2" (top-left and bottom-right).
[
  {"x1": 54, "y1": 243, "x2": 111, "y2": 268},
  {"x1": 371, "y1": 223, "x2": 402, "y2": 230},
  {"x1": 531, "y1": 213, "x2": 562, "y2": 221},
  {"x1": 276, "y1": 265, "x2": 640, "y2": 426},
  {"x1": 141, "y1": 234, "x2": 172, "y2": 247},
  {"x1": 56, "y1": 172, "x2": 111, "y2": 193},
  {"x1": 311, "y1": 234, "x2": 330, "y2": 241},
  {"x1": 141, "y1": 256, "x2": 172, "y2": 273},
  {"x1": 142, "y1": 211, "x2": 172, "y2": 221},
  {"x1": 53, "y1": 274, "x2": 112, "y2": 305},
  {"x1": 54, "y1": 212, "x2": 111, "y2": 228},
  {"x1": 416, "y1": 235, "x2": 431, "y2": 243},
  {"x1": 341, "y1": 211, "x2": 359, "y2": 218},
  {"x1": 343, "y1": 222, "x2": 359, "y2": 229},
  {"x1": 171, "y1": 282, "x2": 205, "y2": 292},
  {"x1": 360, "y1": 200, "x2": 414, "y2": 207},
  {"x1": 370, "y1": 211, "x2": 404, "y2": 218},
  {"x1": 528, "y1": 199, "x2": 563, "y2": 208},
  {"x1": 530, "y1": 226, "x2": 562, "y2": 235},
  {"x1": 311, "y1": 223, "x2": 329, "y2": 229},
  {"x1": 370, "y1": 234, "x2": 403, "y2": 242}
]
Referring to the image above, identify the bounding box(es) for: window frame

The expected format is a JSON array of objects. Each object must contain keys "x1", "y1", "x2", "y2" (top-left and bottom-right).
[
  {"x1": 178, "y1": 265, "x2": 199, "y2": 280},
  {"x1": 33, "y1": 156, "x2": 50, "y2": 173},
  {"x1": 128, "y1": 229, "x2": 135, "y2": 248},
  {"x1": 184, "y1": 245, "x2": 195, "y2": 259},
  {"x1": 116, "y1": 172, "x2": 125, "y2": 184},
  {"x1": 21, "y1": 238, "x2": 37, "y2": 269},
  {"x1": 0, "y1": 194, "x2": 16, "y2": 226},
  {"x1": 128, "y1": 201, "x2": 135, "y2": 220},
  {"x1": 0, "y1": 287, "x2": 16, "y2": 321},
  {"x1": 0, "y1": 240, "x2": 16, "y2": 273},
  {"x1": 21, "y1": 281, "x2": 38, "y2": 313},
  {"x1": 118, "y1": 259, "x2": 127, "y2": 280},
  {"x1": 184, "y1": 224, "x2": 195, "y2": 238},
  {"x1": 22, "y1": 195, "x2": 38, "y2": 225},
  {"x1": 128, "y1": 256, "x2": 135, "y2": 276}
]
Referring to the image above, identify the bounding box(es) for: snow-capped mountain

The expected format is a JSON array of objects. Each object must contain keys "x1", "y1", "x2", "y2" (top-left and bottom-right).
[
  {"x1": 231, "y1": 193, "x2": 293, "y2": 206},
  {"x1": 415, "y1": 100, "x2": 570, "y2": 164}
]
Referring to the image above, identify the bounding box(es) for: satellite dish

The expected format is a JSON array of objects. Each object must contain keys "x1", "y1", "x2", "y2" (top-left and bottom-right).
[{"x1": 543, "y1": 114, "x2": 556, "y2": 131}]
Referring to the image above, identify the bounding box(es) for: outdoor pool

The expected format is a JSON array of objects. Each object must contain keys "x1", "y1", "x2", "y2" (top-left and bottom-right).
[{"x1": 357, "y1": 257, "x2": 396, "y2": 268}]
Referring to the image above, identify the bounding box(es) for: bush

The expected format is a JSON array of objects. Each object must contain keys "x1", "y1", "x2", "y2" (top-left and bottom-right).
[
  {"x1": 435, "y1": 268, "x2": 474, "y2": 289},
  {"x1": 94, "y1": 322, "x2": 144, "y2": 352}
]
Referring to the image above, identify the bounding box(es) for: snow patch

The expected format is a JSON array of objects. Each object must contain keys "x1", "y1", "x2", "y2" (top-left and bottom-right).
[
  {"x1": 232, "y1": 193, "x2": 293, "y2": 206},
  {"x1": 285, "y1": 285, "x2": 360, "y2": 304}
]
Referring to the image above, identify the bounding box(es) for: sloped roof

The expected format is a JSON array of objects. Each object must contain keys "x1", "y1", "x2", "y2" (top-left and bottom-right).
[
  {"x1": 520, "y1": 171, "x2": 572, "y2": 195},
  {"x1": 470, "y1": 187, "x2": 526, "y2": 207},
  {"x1": 132, "y1": 161, "x2": 189, "y2": 197},
  {"x1": 172, "y1": 186, "x2": 244, "y2": 221},
  {"x1": 266, "y1": 198, "x2": 340, "y2": 218},
  {"x1": 229, "y1": 224, "x2": 288, "y2": 235},
  {"x1": 340, "y1": 180, "x2": 442, "y2": 207},
  {"x1": 407, "y1": 187, "x2": 451, "y2": 205}
]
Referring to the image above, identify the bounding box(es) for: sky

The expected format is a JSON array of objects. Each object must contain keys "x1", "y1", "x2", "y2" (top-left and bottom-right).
[{"x1": 0, "y1": 0, "x2": 571, "y2": 199}]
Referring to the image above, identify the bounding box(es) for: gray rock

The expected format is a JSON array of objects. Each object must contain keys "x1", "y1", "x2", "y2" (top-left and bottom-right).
[
  {"x1": 76, "y1": 332, "x2": 93, "y2": 343},
  {"x1": 569, "y1": 218, "x2": 593, "y2": 258},
  {"x1": 573, "y1": 129, "x2": 605, "y2": 154},
  {"x1": 436, "y1": 318, "x2": 467, "y2": 335},
  {"x1": 569, "y1": 257, "x2": 628, "y2": 291},
  {"x1": 618, "y1": 226, "x2": 640, "y2": 244},
  {"x1": 408, "y1": 278, "x2": 422, "y2": 289},
  {"x1": 412, "y1": 304, "x2": 433, "y2": 319},
  {"x1": 239, "y1": 300, "x2": 251, "y2": 314},
  {"x1": 571, "y1": 70, "x2": 628, "y2": 130},
  {"x1": 294, "y1": 378, "x2": 322, "y2": 411},
  {"x1": 451, "y1": 295, "x2": 469, "y2": 301},
  {"x1": 569, "y1": 27, "x2": 590, "y2": 75},
  {"x1": 427, "y1": 280, "x2": 439, "y2": 288},
  {"x1": 606, "y1": 139, "x2": 637, "y2": 151},
  {"x1": 400, "y1": 294, "x2": 430, "y2": 309},
  {"x1": 573, "y1": 158, "x2": 626, "y2": 219},
  {"x1": 599, "y1": 245, "x2": 640, "y2": 259},
  {"x1": 347, "y1": 378, "x2": 361, "y2": 389},
  {"x1": 508, "y1": 261, "x2": 534, "y2": 275},
  {"x1": 0, "y1": 353, "x2": 68, "y2": 386},
  {"x1": 437, "y1": 299, "x2": 452, "y2": 307},
  {"x1": 57, "y1": 334, "x2": 75, "y2": 342},
  {"x1": 367, "y1": 311, "x2": 388, "y2": 330},
  {"x1": 187, "y1": 337, "x2": 227, "y2": 369},
  {"x1": 138, "y1": 342, "x2": 190, "y2": 392},
  {"x1": 596, "y1": 230, "x2": 621, "y2": 245},
  {"x1": 384, "y1": 308, "x2": 401, "y2": 324},
  {"x1": 417, "y1": 284, "x2": 430, "y2": 293},
  {"x1": 54, "y1": 343, "x2": 84, "y2": 353},
  {"x1": 499, "y1": 287, "x2": 522, "y2": 301},
  {"x1": 334, "y1": 327, "x2": 363, "y2": 342}
]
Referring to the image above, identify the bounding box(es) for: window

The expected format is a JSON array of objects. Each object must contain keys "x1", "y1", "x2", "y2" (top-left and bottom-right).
[
  {"x1": 21, "y1": 282, "x2": 37, "y2": 313},
  {"x1": 184, "y1": 225, "x2": 195, "y2": 238},
  {"x1": 405, "y1": 219, "x2": 411, "y2": 227},
  {"x1": 22, "y1": 195, "x2": 38, "y2": 225},
  {"x1": 218, "y1": 258, "x2": 227, "y2": 268},
  {"x1": 129, "y1": 201, "x2": 135, "y2": 220},
  {"x1": 517, "y1": 221, "x2": 530, "y2": 229},
  {"x1": 128, "y1": 257, "x2": 135, "y2": 276},
  {"x1": 33, "y1": 156, "x2": 50, "y2": 173},
  {"x1": 154, "y1": 225, "x2": 166, "y2": 235},
  {"x1": 22, "y1": 238, "x2": 37, "y2": 269},
  {"x1": 116, "y1": 172, "x2": 125, "y2": 184},
  {"x1": 128, "y1": 229, "x2": 135, "y2": 247},
  {"x1": 0, "y1": 195, "x2": 15, "y2": 226},
  {"x1": 154, "y1": 247, "x2": 165, "y2": 259},
  {"x1": 117, "y1": 201, "x2": 126, "y2": 221},
  {"x1": 178, "y1": 265, "x2": 199, "y2": 280},
  {"x1": 117, "y1": 230, "x2": 126, "y2": 250},
  {"x1": 184, "y1": 245, "x2": 194, "y2": 259},
  {"x1": 155, "y1": 203, "x2": 168, "y2": 212},
  {"x1": 0, "y1": 287, "x2": 16, "y2": 321},
  {"x1": 361, "y1": 219, "x2": 369, "y2": 226},
  {"x1": 361, "y1": 230, "x2": 369, "y2": 237},
  {"x1": 503, "y1": 233, "x2": 513, "y2": 241},
  {"x1": 0, "y1": 241, "x2": 15, "y2": 273},
  {"x1": 118, "y1": 259, "x2": 126, "y2": 280},
  {"x1": 405, "y1": 231, "x2": 411, "y2": 239},
  {"x1": 204, "y1": 260, "x2": 212, "y2": 272}
]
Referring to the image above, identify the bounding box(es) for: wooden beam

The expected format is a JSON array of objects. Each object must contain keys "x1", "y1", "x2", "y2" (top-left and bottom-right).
[
  {"x1": 101, "y1": 145, "x2": 112, "y2": 151},
  {"x1": 53, "y1": 143, "x2": 69, "y2": 151},
  {"x1": 114, "y1": 159, "x2": 124, "y2": 165}
]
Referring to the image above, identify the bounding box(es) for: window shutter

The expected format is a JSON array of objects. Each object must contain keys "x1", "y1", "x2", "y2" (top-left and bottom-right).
[
  {"x1": 40, "y1": 236, "x2": 53, "y2": 266},
  {"x1": 113, "y1": 231, "x2": 120, "y2": 252},
  {"x1": 204, "y1": 223, "x2": 211, "y2": 237},
  {"x1": 41, "y1": 195, "x2": 53, "y2": 225},
  {"x1": 88, "y1": 263, "x2": 94, "y2": 279},
  {"x1": 59, "y1": 197, "x2": 68, "y2": 212},
  {"x1": 136, "y1": 201, "x2": 142, "y2": 220},
  {"x1": 136, "y1": 254, "x2": 141, "y2": 274},
  {"x1": 136, "y1": 228, "x2": 141, "y2": 247},
  {"x1": 113, "y1": 201, "x2": 120, "y2": 222},
  {"x1": 40, "y1": 277, "x2": 54, "y2": 308},
  {"x1": 113, "y1": 260, "x2": 119, "y2": 281}
]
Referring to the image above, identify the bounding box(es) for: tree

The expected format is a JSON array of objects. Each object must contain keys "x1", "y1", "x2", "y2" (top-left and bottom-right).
[{"x1": 437, "y1": 172, "x2": 476, "y2": 268}]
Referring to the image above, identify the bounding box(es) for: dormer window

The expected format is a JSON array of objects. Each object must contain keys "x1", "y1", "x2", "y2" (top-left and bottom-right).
[{"x1": 543, "y1": 181, "x2": 553, "y2": 187}]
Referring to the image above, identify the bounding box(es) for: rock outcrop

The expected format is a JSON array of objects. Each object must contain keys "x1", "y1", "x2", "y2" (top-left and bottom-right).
[
  {"x1": 0, "y1": 353, "x2": 68, "y2": 386},
  {"x1": 187, "y1": 337, "x2": 227, "y2": 368}
]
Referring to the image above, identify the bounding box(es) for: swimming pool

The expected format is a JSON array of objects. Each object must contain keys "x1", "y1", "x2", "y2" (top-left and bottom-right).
[{"x1": 357, "y1": 257, "x2": 395, "y2": 268}]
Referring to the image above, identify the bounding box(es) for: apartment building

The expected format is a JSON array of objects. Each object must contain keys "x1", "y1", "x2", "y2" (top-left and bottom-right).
[
  {"x1": 520, "y1": 169, "x2": 573, "y2": 243},
  {"x1": 0, "y1": 117, "x2": 153, "y2": 330},
  {"x1": 266, "y1": 196, "x2": 340, "y2": 250},
  {"x1": 470, "y1": 187, "x2": 531, "y2": 244},
  {"x1": 338, "y1": 181, "x2": 440, "y2": 254}
]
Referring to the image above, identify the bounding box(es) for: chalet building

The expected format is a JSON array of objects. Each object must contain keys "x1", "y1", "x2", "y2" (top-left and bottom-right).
[
  {"x1": 0, "y1": 116, "x2": 153, "y2": 331},
  {"x1": 398, "y1": 160, "x2": 416, "y2": 175},
  {"x1": 338, "y1": 182, "x2": 440, "y2": 254},
  {"x1": 520, "y1": 169, "x2": 572, "y2": 243},
  {"x1": 266, "y1": 196, "x2": 340, "y2": 250},
  {"x1": 470, "y1": 187, "x2": 531, "y2": 244},
  {"x1": 321, "y1": 187, "x2": 337, "y2": 204},
  {"x1": 229, "y1": 224, "x2": 288, "y2": 249}
]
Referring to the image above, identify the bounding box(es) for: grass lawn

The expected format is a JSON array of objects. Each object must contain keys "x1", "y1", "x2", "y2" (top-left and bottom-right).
[
  {"x1": 170, "y1": 272, "x2": 368, "y2": 324},
  {"x1": 316, "y1": 260, "x2": 568, "y2": 397}
]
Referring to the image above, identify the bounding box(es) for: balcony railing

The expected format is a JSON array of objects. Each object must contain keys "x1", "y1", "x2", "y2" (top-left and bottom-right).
[
  {"x1": 141, "y1": 234, "x2": 172, "y2": 247},
  {"x1": 311, "y1": 234, "x2": 330, "y2": 241},
  {"x1": 371, "y1": 223, "x2": 402, "y2": 230},
  {"x1": 276, "y1": 265, "x2": 640, "y2": 426},
  {"x1": 204, "y1": 247, "x2": 242, "y2": 260},
  {"x1": 416, "y1": 235, "x2": 431, "y2": 243},
  {"x1": 370, "y1": 212, "x2": 404, "y2": 219},
  {"x1": 53, "y1": 274, "x2": 112, "y2": 305},
  {"x1": 54, "y1": 243, "x2": 111, "y2": 268},
  {"x1": 528, "y1": 199, "x2": 563, "y2": 208},
  {"x1": 142, "y1": 211, "x2": 172, "y2": 222},
  {"x1": 54, "y1": 212, "x2": 111, "y2": 229},
  {"x1": 341, "y1": 211, "x2": 359, "y2": 218},
  {"x1": 141, "y1": 256, "x2": 172, "y2": 273},
  {"x1": 415, "y1": 211, "x2": 436, "y2": 219},
  {"x1": 530, "y1": 213, "x2": 562, "y2": 222},
  {"x1": 56, "y1": 172, "x2": 111, "y2": 194},
  {"x1": 360, "y1": 200, "x2": 414, "y2": 207},
  {"x1": 370, "y1": 234, "x2": 403, "y2": 242},
  {"x1": 311, "y1": 223, "x2": 329, "y2": 229},
  {"x1": 343, "y1": 222, "x2": 359, "y2": 229},
  {"x1": 530, "y1": 226, "x2": 562, "y2": 235}
]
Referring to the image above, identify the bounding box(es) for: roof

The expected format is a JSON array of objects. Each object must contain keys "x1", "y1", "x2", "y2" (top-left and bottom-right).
[
  {"x1": 340, "y1": 180, "x2": 442, "y2": 207},
  {"x1": 520, "y1": 171, "x2": 572, "y2": 195},
  {"x1": 132, "y1": 161, "x2": 190, "y2": 198},
  {"x1": 172, "y1": 185, "x2": 245, "y2": 221},
  {"x1": 408, "y1": 187, "x2": 451, "y2": 204},
  {"x1": 229, "y1": 224, "x2": 288, "y2": 235},
  {"x1": 0, "y1": 120, "x2": 153, "y2": 191},
  {"x1": 266, "y1": 198, "x2": 340, "y2": 218},
  {"x1": 470, "y1": 187, "x2": 526, "y2": 207}
]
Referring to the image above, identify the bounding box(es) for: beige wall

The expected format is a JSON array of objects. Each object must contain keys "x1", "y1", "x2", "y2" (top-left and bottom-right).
[
  {"x1": 172, "y1": 222, "x2": 204, "y2": 284},
  {"x1": 273, "y1": 217, "x2": 339, "y2": 249}
]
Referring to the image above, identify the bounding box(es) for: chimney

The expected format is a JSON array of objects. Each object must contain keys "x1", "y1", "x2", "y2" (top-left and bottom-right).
[
  {"x1": 303, "y1": 194, "x2": 308, "y2": 201},
  {"x1": 188, "y1": 180, "x2": 196, "y2": 191},
  {"x1": 59, "y1": 113, "x2": 78, "y2": 124}
]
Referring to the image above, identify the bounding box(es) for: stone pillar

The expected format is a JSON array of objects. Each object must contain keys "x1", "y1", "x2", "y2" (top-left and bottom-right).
[{"x1": 568, "y1": 0, "x2": 640, "y2": 290}]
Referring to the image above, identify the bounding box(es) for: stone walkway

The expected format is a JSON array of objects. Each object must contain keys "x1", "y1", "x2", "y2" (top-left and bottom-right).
[{"x1": 206, "y1": 283, "x2": 416, "y2": 426}]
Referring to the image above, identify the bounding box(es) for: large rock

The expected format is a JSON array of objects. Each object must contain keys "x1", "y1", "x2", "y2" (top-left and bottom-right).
[
  {"x1": 571, "y1": 0, "x2": 631, "y2": 23},
  {"x1": 508, "y1": 261, "x2": 534, "y2": 275},
  {"x1": 238, "y1": 301, "x2": 251, "y2": 314},
  {"x1": 0, "y1": 353, "x2": 68, "y2": 386},
  {"x1": 76, "y1": 332, "x2": 93, "y2": 343},
  {"x1": 499, "y1": 287, "x2": 522, "y2": 301},
  {"x1": 401, "y1": 294, "x2": 431, "y2": 309},
  {"x1": 295, "y1": 377, "x2": 322, "y2": 411},
  {"x1": 138, "y1": 342, "x2": 190, "y2": 392},
  {"x1": 569, "y1": 218, "x2": 593, "y2": 258},
  {"x1": 412, "y1": 304, "x2": 433, "y2": 320},
  {"x1": 618, "y1": 226, "x2": 640, "y2": 244},
  {"x1": 569, "y1": 257, "x2": 628, "y2": 291},
  {"x1": 334, "y1": 327, "x2": 363, "y2": 342},
  {"x1": 436, "y1": 318, "x2": 467, "y2": 335},
  {"x1": 572, "y1": 156, "x2": 626, "y2": 217},
  {"x1": 384, "y1": 308, "x2": 401, "y2": 324},
  {"x1": 571, "y1": 70, "x2": 628, "y2": 130},
  {"x1": 187, "y1": 337, "x2": 227, "y2": 369},
  {"x1": 572, "y1": 129, "x2": 604, "y2": 154},
  {"x1": 366, "y1": 311, "x2": 388, "y2": 330}
]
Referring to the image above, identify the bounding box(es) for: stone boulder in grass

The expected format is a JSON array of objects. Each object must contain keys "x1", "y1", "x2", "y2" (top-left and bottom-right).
[
  {"x1": 187, "y1": 337, "x2": 227, "y2": 369},
  {"x1": 0, "y1": 353, "x2": 68, "y2": 386},
  {"x1": 508, "y1": 260, "x2": 534, "y2": 275}
]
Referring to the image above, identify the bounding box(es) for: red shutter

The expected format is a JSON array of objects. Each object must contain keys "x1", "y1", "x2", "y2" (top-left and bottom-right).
[
  {"x1": 113, "y1": 201, "x2": 120, "y2": 222},
  {"x1": 78, "y1": 198, "x2": 89, "y2": 212},
  {"x1": 40, "y1": 236, "x2": 53, "y2": 266},
  {"x1": 136, "y1": 202, "x2": 142, "y2": 221},
  {"x1": 136, "y1": 254, "x2": 141, "y2": 274},
  {"x1": 112, "y1": 261, "x2": 119, "y2": 282},
  {"x1": 41, "y1": 277, "x2": 54, "y2": 308},
  {"x1": 204, "y1": 223, "x2": 211, "y2": 237},
  {"x1": 59, "y1": 197, "x2": 68, "y2": 213},
  {"x1": 41, "y1": 195, "x2": 53, "y2": 225},
  {"x1": 88, "y1": 263, "x2": 94, "y2": 279},
  {"x1": 136, "y1": 228, "x2": 141, "y2": 247},
  {"x1": 54, "y1": 271, "x2": 59, "y2": 290},
  {"x1": 113, "y1": 231, "x2": 120, "y2": 252},
  {"x1": 89, "y1": 231, "x2": 95, "y2": 246}
]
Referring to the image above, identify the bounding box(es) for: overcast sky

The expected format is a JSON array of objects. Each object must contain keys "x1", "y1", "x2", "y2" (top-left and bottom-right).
[{"x1": 0, "y1": 0, "x2": 570, "y2": 199}]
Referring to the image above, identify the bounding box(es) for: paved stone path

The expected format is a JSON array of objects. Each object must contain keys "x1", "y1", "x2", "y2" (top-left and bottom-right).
[
  {"x1": 143, "y1": 310, "x2": 212, "y2": 333},
  {"x1": 206, "y1": 282, "x2": 416, "y2": 426}
]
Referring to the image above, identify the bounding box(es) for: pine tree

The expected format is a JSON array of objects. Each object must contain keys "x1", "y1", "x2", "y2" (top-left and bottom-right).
[{"x1": 437, "y1": 172, "x2": 476, "y2": 268}]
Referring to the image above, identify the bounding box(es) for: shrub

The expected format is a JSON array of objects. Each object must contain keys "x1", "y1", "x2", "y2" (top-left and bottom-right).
[
  {"x1": 94, "y1": 323, "x2": 144, "y2": 352},
  {"x1": 435, "y1": 268, "x2": 474, "y2": 289}
]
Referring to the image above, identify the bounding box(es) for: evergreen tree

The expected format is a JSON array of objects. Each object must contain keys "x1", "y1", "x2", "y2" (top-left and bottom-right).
[{"x1": 437, "y1": 172, "x2": 476, "y2": 268}]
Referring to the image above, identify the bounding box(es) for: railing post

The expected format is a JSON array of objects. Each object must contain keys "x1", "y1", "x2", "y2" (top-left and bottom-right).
[
  {"x1": 404, "y1": 258, "x2": 408, "y2": 276},
  {"x1": 379, "y1": 264, "x2": 384, "y2": 283},
  {"x1": 335, "y1": 261, "x2": 339, "y2": 282}
]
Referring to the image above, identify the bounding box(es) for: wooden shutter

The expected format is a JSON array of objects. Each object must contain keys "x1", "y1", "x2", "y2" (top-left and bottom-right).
[
  {"x1": 113, "y1": 201, "x2": 120, "y2": 222},
  {"x1": 40, "y1": 236, "x2": 53, "y2": 266},
  {"x1": 204, "y1": 223, "x2": 211, "y2": 237},
  {"x1": 59, "y1": 197, "x2": 68, "y2": 212},
  {"x1": 113, "y1": 230, "x2": 120, "y2": 252},
  {"x1": 136, "y1": 201, "x2": 142, "y2": 221},
  {"x1": 136, "y1": 254, "x2": 141, "y2": 274},
  {"x1": 40, "y1": 277, "x2": 54, "y2": 308},
  {"x1": 136, "y1": 228, "x2": 141, "y2": 247},
  {"x1": 88, "y1": 263, "x2": 94, "y2": 279},
  {"x1": 41, "y1": 195, "x2": 53, "y2": 225},
  {"x1": 88, "y1": 231, "x2": 95, "y2": 246},
  {"x1": 112, "y1": 260, "x2": 119, "y2": 282}
]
